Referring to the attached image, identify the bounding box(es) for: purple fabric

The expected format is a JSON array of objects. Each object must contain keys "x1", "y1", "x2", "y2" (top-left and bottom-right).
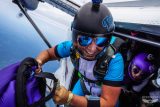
[
  {"x1": 0, "y1": 80, "x2": 16, "y2": 107},
  {"x1": 0, "y1": 62, "x2": 20, "y2": 95},
  {"x1": 26, "y1": 77, "x2": 41, "y2": 105},
  {"x1": 0, "y1": 62, "x2": 42, "y2": 107}
]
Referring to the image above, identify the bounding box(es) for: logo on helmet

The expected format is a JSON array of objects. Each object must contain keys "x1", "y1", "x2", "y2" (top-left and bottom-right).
[{"x1": 102, "y1": 15, "x2": 114, "y2": 32}]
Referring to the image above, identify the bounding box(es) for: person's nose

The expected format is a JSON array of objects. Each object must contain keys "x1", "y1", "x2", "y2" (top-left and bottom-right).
[{"x1": 87, "y1": 41, "x2": 97, "y2": 53}]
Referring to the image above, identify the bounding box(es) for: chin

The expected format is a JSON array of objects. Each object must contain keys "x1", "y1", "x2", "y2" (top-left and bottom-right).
[
  {"x1": 85, "y1": 57, "x2": 95, "y2": 60},
  {"x1": 83, "y1": 54, "x2": 96, "y2": 60}
]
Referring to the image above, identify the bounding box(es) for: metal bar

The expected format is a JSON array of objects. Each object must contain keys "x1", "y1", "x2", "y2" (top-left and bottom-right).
[
  {"x1": 47, "y1": 0, "x2": 78, "y2": 16},
  {"x1": 66, "y1": 0, "x2": 81, "y2": 8},
  {"x1": 113, "y1": 31, "x2": 160, "y2": 47}
]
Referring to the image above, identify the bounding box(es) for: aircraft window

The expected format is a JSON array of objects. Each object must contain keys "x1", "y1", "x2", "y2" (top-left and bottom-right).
[
  {"x1": 27, "y1": 2, "x2": 74, "y2": 45},
  {"x1": 66, "y1": 0, "x2": 160, "y2": 25},
  {"x1": 0, "y1": 0, "x2": 73, "y2": 73},
  {"x1": 104, "y1": 0, "x2": 160, "y2": 25}
]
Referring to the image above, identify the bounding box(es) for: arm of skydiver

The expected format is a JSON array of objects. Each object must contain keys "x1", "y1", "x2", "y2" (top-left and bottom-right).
[
  {"x1": 35, "y1": 46, "x2": 58, "y2": 73},
  {"x1": 71, "y1": 85, "x2": 121, "y2": 107},
  {"x1": 36, "y1": 41, "x2": 72, "y2": 65},
  {"x1": 53, "y1": 84, "x2": 121, "y2": 107},
  {"x1": 36, "y1": 46, "x2": 59, "y2": 65}
]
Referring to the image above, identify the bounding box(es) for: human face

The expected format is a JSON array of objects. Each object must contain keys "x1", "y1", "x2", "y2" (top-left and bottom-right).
[
  {"x1": 77, "y1": 35, "x2": 108, "y2": 60},
  {"x1": 130, "y1": 65, "x2": 143, "y2": 81}
]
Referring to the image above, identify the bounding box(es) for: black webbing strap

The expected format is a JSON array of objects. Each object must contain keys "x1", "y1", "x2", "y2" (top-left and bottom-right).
[
  {"x1": 93, "y1": 45, "x2": 114, "y2": 80},
  {"x1": 111, "y1": 37, "x2": 124, "y2": 53},
  {"x1": 93, "y1": 37, "x2": 125, "y2": 80},
  {"x1": 87, "y1": 100, "x2": 100, "y2": 107},
  {"x1": 29, "y1": 72, "x2": 59, "y2": 107},
  {"x1": 16, "y1": 57, "x2": 59, "y2": 107},
  {"x1": 80, "y1": 78, "x2": 91, "y2": 95},
  {"x1": 78, "y1": 72, "x2": 102, "y2": 86},
  {"x1": 17, "y1": 72, "x2": 59, "y2": 107},
  {"x1": 86, "y1": 95, "x2": 100, "y2": 107},
  {"x1": 16, "y1": 57, "x2": 37, "y2": 107}
]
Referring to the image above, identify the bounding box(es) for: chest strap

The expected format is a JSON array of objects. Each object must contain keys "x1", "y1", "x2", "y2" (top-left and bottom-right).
[{"x1": 80, "y1": 78, "x2": 91, "y2": 95}]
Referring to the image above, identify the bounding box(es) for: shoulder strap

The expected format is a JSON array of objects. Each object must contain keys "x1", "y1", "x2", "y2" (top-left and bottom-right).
[
  {"x1": 111, "y1": 36, "x2": 125, "y2": 53},
  {"x1": 93, "y1": 37, "x2": 124, "y2": 80}
]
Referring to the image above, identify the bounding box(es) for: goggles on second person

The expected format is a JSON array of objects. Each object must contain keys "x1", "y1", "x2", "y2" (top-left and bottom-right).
[
  {"x1": 131, "y1": 65, "x2": 141, "y2": 74},
  {"x1": 78, "y1": 35, "x2": 108, "y2": 47}
]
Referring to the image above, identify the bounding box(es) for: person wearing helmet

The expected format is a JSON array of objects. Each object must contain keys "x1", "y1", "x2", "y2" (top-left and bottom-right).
[
  {"x1": 36, "y1": 1, "x2": 124, "y2": 107},
  {"x1": 120, "y1": 53, "x2": 160, "y2": 107}
]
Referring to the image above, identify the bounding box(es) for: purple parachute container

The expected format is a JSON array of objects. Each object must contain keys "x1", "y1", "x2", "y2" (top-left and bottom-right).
[
  {"x1": 0, "y1": 62, "x2": 42, "y2": 107},
  {"x1": 0, "y1": 62, "x2": 20, "y2": 95}
]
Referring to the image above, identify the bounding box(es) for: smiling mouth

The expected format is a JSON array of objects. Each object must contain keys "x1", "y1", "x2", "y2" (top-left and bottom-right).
[
  {"x1": 82, "y1": 51, "x2": 97, "y2": 60},
  {"x1": 86, "y1": 51, "x2": 95, "y2": 56},
  {"x1": 84, "y1": 50, "x2": 97, "y2": 56}
]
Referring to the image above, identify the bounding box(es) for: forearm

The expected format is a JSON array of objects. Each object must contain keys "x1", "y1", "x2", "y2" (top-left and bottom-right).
[
  {"x1": 70, "y1": 95, "x2": 87, "y2": 107},
  {"x1": 70, "y1": 86, "x2": 121, "y2": 107},
  {"x1": 53, "y1": 86, "x2": 120, "y2": 107},
  {"x1": 36, "y1": 46, "x2": 58, "y2": 65}
]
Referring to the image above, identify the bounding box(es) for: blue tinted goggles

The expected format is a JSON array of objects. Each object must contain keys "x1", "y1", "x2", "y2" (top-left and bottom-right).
[
  {"x1": 78, "y1": 36, "x2": 108, "y2": 47},
  {"x1": 72, "y1": 28, "x2": 111, "y2": 47}
]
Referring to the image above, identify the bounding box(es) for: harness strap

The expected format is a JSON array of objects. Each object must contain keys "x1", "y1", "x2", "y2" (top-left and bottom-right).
[
  {"x1": 86, "y1": 95, "x2": 100, "y2": 107},
  {"x1": 80, "y1": 78, "x2": 91, "y2": 95},
  {"x1": 16, "y1": 57, "x2": 59, "y2": 107},
  {"x1": 78, "y1": 72, "x2": 102, "y2": 86},
  {"x1": 93, "y1": 45, "x2": 114, "y2": 80},
  {"x1": 93, "y1": 37, "x2": 125, "y2": 80}
]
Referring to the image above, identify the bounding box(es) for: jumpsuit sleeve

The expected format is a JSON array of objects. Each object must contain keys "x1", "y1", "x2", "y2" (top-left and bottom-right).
[{"x1": 55, "y1": 41, "x2": 72, "y2": 58}]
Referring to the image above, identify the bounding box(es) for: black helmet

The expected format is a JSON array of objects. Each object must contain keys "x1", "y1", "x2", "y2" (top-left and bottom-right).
[{"x1": 72, "y1": 2, "x2": 115, "y2": 42}]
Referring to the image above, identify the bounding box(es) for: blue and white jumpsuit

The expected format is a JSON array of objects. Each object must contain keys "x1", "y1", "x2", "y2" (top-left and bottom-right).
[{"x1": 55, "y1": 40, "x2": 124, "y2": 96}]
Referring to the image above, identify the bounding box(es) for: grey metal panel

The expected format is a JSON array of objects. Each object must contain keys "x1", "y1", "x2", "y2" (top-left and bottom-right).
[
  {"x1": 113, "y1": 31, "x2": 160, "y2": 48},
  {"x1": 108, "y1": 7, "x2": 160, "y2": 26},
  {"x1": 115, "y1": 22, "x2": 160, "y2": 37},
  {"x1": 104, "y1": 0, "x2": 160, "y2": 7}
]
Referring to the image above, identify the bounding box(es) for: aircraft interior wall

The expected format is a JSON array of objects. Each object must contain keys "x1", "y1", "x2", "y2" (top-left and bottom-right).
[{"x1": 116, "y1": 27, "x2": 160, "y2": 107}]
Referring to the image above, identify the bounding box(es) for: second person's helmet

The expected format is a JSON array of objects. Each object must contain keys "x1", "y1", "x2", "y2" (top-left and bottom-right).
[{"x1": 128, "y1": 53, "x2": 156, "y2": 82}]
